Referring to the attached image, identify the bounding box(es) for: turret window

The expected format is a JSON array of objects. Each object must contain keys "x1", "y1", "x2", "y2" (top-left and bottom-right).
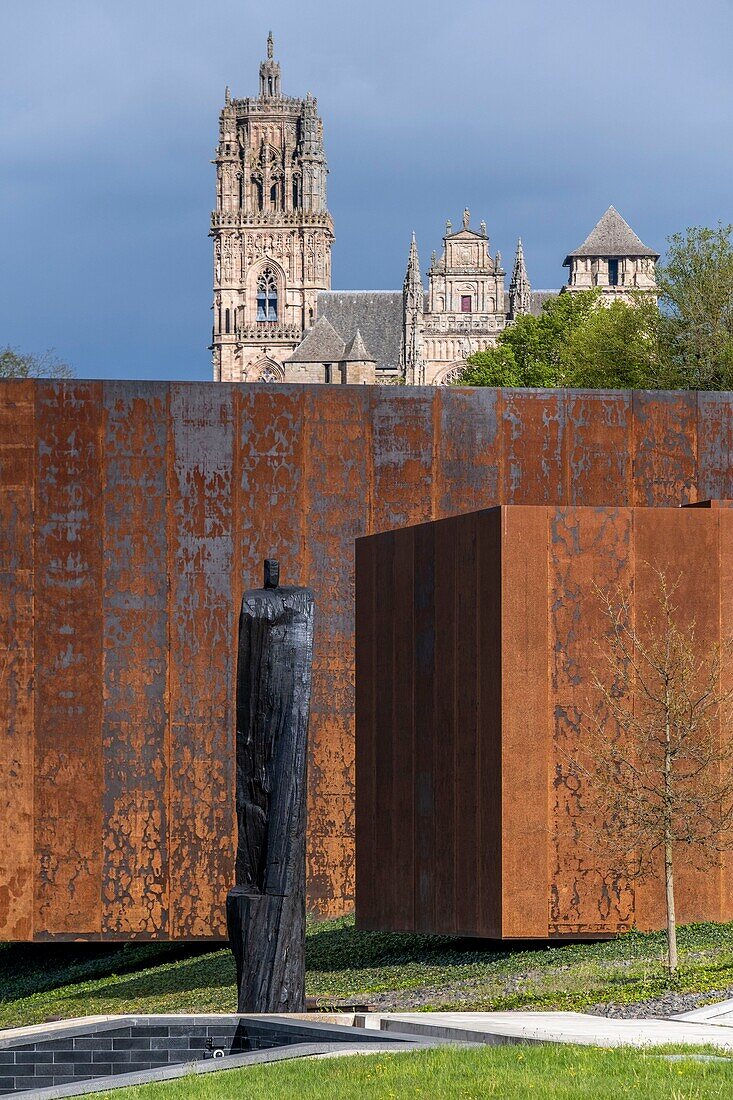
[
  {"x1": 461, "y1": 295, "x2": 472, "y2": 313},
  {"x1": 608, "y1": 259, "x2": 619, "y2": 286},
  {"x1": 256, "y1": 268, "x2": 278, "y2": 322}
]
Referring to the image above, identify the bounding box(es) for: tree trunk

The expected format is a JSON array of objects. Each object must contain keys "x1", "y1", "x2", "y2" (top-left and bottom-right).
[
  {"x1": 664, "y1": 839, "x2": 678, "y2": 976},
  {"x1": 227, "y1": 568, "x2": 315, "y2": 1013}
]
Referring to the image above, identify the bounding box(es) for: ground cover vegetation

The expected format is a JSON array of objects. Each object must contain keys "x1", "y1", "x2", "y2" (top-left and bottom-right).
[
  {"x1": 459, "y1": 224, "x2": 733, "y2": 390},
  {"x1": 3, "y1": 917, "x2": 733, "y2": 1028},
  {"x1": 89, "y1": 1044, "x2": 733, "y2": 1100}
]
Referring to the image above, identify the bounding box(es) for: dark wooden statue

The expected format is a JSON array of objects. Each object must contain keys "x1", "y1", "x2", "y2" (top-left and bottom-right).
[{"x1": 226, "y1": 559, "x2": 315, "y2": 1013}]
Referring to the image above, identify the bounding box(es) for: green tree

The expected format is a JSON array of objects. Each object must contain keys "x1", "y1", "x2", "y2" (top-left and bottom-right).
[
  {"x1": 458, "y1": 289, "x2": 659, "y2": 390},
  {"x1": 657, "y1": 224, "x2": 733, "y2": 390},
  {"x1": 566, "y1": 294, "x2": 663, "y2": 390},
  {"x1": 572, "y1": 572, "x2": 733, "y2": 977},
  {"x1": 0, "y1": 347, "x2": 73, "y2": 379}
]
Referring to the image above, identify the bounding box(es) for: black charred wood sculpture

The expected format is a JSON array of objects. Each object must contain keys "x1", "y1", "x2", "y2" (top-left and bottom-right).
[{"x1": 226, "y1": 559, "x2": 315, "y2": 1013}]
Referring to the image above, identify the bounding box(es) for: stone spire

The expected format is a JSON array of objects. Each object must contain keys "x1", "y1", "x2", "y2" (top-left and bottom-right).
[
  {"x1": 300, "y1": 91, "x2": 328, "y2": 214},
  {"x1": 509, "y1": 238, "x2": 531, "y2": 319},
  {"x1": 259, "y1": 31, "x2": 282, "y2": 98},
  {"x1": 403, "y1": 232, "x2": 424, "y2": 304},
  {"x1": 403, "y1": 234, "x2": 425, "y2": 385}
]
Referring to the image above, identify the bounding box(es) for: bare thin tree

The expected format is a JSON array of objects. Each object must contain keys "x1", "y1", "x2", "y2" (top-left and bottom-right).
[{"x1": 571, "y1": 570, "x2": 733, "y2": 976}]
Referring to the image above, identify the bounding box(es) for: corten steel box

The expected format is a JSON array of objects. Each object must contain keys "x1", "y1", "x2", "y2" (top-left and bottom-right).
[
  {"x1": 3, "y1": 379, "x2": 733, "y2": 941},
  {"x1": 356, "y1": 502, "x2": 733, "y2": 939}
]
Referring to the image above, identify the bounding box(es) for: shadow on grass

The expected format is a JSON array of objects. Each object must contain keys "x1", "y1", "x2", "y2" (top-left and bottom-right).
[
  {"x1": 0, "y1": 942, "x2": 219, "y2": 1004},
  {"x1": 303, "y1": 920, "x2": 597, "y2": 975},
  {"x1": 55, "y1": 950, "x2": 237, "y2": 1008}
]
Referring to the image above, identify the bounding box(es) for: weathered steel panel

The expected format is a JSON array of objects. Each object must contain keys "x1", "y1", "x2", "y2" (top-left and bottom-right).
[
  {"x1": 102, "y1": 383, "x2": 169, "y2": 936},
  {"x1": 566, "y1": 392, "x2": 632, "y2": 505},
  {"x1": 168, "y1": 384, "x2": 235, "y2": 938},
  {"x1": 371, "y1": 388, "x2": 435, "y2": 533},
  {"x1": 633, "y1": 508, "x2": 722, "y2": 929},
  {"x1": 2, "y1": 382, "x2": 733, "y2": 940},
  {"x1": 632, "y1": 391, "x2": 697, "y2": 506},
  {"x1": 0, "y1": 380, "x2": 34, "y2": 939},
  {"x1": 549, "y1": 506, "x2": 634, "y2": 935},
  {"x1": 502, "y1": 390, "x2": 566, "y2": 505},
  {"x1": 412, "y1": 520, "x2": 437, "y2": 934},
  {"x1": 436, "y1": 387, "x2": 501, "y2": 518},
  {"x1": 453, "y1": 512, "x2": 479, "y2": 935},
  {"x1": 501, "y1": 506, "x2": 549, "y2": 938},
  {"x1": 697, "y1": 392, "x2": 733, "y2": 501},
  {"x1": 34, "y1": 382, "x2": 104, "y2": 937},
  {"x1": 432, "y1": 518, "x2": 457, "y2": 932},
  {"x1": 354, "y1": 535, "x2": 377, "y2": 928},
  {"x1": 476, "y1": 508, "x2": 503, "y2": 939},
  {"x1": 719, "y1": 508, "x2": 733, "y2": 921},
  {"x1": 302, "y1": 387, "x2": 370, "y2": 915},
  {"x1": 235, "y1": 386, "x2": 305, "y2": 591}
]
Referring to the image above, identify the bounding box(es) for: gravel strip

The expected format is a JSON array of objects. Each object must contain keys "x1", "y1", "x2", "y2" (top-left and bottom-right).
[{"x1": 587, "y1": 989, "x2": 733, "y2": 1019}]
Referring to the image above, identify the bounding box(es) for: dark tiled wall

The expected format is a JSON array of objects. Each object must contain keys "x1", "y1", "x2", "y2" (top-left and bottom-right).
[{"x1": 0, "y1": 1021, "x2": 317, "y2": 1094}]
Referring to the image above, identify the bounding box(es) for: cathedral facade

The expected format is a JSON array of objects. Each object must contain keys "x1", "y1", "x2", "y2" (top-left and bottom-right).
[
  {"x1": 211, "y1": 33, "x2": 333, "y2": 382},
  {"x1": 212, "y1": 38, "x2": 658, "y2": 385}
]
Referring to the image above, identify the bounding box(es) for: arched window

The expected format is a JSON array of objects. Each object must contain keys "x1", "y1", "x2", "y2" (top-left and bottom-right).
[{"x1": 256, "y1": 268, "x2": 278, "y2": 322}]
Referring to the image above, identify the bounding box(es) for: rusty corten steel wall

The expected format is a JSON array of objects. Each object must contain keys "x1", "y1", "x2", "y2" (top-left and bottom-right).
[
  {"x1": 356, "y1": 503, "x2": 733, "y2": 938},
  {"x1": 2, "y1": 381, "x2": 733, "y2": 940}
]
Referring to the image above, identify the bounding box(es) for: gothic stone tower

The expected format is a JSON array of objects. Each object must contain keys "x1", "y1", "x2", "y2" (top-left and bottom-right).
[{"x1": 211, "y1": 34, "x2": 334, "y2": 381}]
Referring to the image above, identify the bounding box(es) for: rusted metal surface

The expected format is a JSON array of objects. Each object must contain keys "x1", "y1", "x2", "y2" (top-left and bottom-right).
[
  {"x1": 357, "y1": 502, "x2": 733, "y2": 938},
  {"x1": 633, "y1": 391, "x2": 698, "y2": 506},
  {"x1": 501, "y1": 507, "x2": 549, "y2": 938},
  {"x1": 102, "y1": 382, "x2": 169, "y2": 937},
  {"x1": 2, "y1": 382, "x2": 733, "y2": 940},
  {"x1": 548, "y1": 506, "x2": 634, "y2": 935},
  {"x1": 0, "y1": 381, "x2": 34, "y2": 939},
  {"x1": 566, "y1": 392, "x2": 632, "y2": 505},
  {"x1": 34, "y1": 382, "x2": 104, "y2": 937},
  {"x1": 697, "y1": 393, "x2": 733, "y2": 501},
  {"x1": 168, "y1": 384, "x2": 235, "y2": 939},
  {"x1": 502, "y1": 389, "x2": 566, "y2": 505}
]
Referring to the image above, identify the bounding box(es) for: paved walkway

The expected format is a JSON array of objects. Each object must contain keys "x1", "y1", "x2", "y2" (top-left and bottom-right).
[{"x1": 356, "y1": 1009, "x2": 733, "y2": 1049}]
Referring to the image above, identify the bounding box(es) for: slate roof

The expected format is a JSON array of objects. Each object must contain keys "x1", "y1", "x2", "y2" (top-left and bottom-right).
[
  {"x1": 564, "y1": 206, "x2": 659, "y2": 265},
  {"x1": 529, "y1": 290, "x2": 559, "y2": 316},
  {"x1": 285, "y1": 316, "x2": 345, "y2": 363},
  {"x1": 343, "y1": 329, "x2": 375, "y2": 363},
  {"x1": 317, "y1": 291, "x2": 403, "y2": 373}
]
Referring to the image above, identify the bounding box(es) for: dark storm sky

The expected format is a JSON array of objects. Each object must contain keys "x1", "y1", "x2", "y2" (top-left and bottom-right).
[{"x1": 2, "y1": 0, "x2": 731, "y2": 380}]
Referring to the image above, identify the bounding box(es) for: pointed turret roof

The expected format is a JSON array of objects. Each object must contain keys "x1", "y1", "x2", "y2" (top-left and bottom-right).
[
  {"x1": 343, "y1": 329, "x2": 375, "y2": 363},
  {"x1": 404, "y1": 232, "x2": 424, "y2": 295},
  {"x1": 511, "y1": 238, "x2": 528, "y2": 281},
  {"x1": 286, "y1": 317, "x2": 345, "y2": 363},
  {"x1": 564, "y1": 207, "x2": 659, "y2": 265}
]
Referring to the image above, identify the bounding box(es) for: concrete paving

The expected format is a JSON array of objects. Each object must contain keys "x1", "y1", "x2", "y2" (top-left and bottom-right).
[
  {"x1": 673, "y1": 998, "x2": 733, "y2": 1024},
  {"x1": 355, "y1": 1010, "x2": 733, "y2": 1050}
]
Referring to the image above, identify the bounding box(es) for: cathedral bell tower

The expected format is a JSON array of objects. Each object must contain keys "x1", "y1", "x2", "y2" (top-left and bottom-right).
[{"x1": 210, "y1": 34, "x2": 335, "y2": 382}]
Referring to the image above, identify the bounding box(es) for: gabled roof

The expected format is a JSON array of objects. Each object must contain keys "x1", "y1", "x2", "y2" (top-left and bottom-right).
[
  {"x1": 285, "y1": 316, "x2": 345, "y2": 363},
  {"x1": 343, "y1": 329, "x2": 375, "y2": 363},
  {"x1": 563, "y1": 206, "x2": 659, "y2": 265},
  {"x1": 446, "y1": 227, "x2": 487, "y2": 241},
  {"x1": 317, "y1": 291, "x2": 402, "y2": 373}
]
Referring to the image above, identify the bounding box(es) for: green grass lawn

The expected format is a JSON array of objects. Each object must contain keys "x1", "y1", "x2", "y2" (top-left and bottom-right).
[
  {"x1": 1, "y1": 916, "x2": 733, "y2": 1028},
  {"x1": 87, "y1": 1045, "x2": 733, "y2": 1100}
]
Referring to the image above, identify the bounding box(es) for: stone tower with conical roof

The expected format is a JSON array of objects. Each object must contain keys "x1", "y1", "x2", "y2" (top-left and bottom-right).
[
  {"x1": 508, "y1": 239, "x2": 532, "y2": 319},
  {"x1": 563, "y1": 206, "x2": 658, "y2": 301},
  {"x1": 211, "y1": 34, "x2": 334, "y2": 381}
]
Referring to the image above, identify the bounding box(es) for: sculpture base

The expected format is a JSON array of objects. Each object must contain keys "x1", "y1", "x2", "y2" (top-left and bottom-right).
[{"x1": 226, "y1": 886, "x2": 305, "y2": 1013}]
